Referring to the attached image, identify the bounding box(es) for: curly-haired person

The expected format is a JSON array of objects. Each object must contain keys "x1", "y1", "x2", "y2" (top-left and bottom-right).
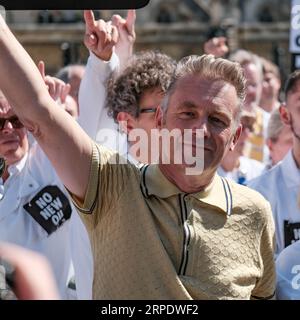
[
  {"x1": 107, "y1": 51, "x2": 176, "y2": 137},
  {"x1": 107, "y1": 51, "x2": 177, "y2": 162},
  {"x1": 79, "y1": 51, "x2": 176, "y2": 163},
  {"x1": 78, "y1": 13, "x2": 176, "y2": 163}
]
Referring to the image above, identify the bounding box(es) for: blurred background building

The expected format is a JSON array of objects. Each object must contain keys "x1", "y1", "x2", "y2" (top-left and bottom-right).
[{"x1": 4, "y1": 0, "x2": 292, "y2": 79}]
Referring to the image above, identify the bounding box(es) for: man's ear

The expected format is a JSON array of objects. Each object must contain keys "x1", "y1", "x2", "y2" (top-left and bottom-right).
[
  {"x1": 229, "y1": 124, "x2": 242, "y2": 151},
  {"x1": 279, "y1": 103, "x2": 291, "y2": 126},
  {"x1": 155, "y1": 106, "x2": 163, "y2": 129},
  {"x1": 117, "y1": 112, "x2": 136, "y2": 134},
  {"x1": 266, "y1": 138, "x2": 273, "y2": 153}
]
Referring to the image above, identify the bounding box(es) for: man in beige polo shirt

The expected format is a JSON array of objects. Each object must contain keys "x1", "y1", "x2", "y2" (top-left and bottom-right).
[{"x1": 0, "y1": 14, "x2": 275, "y2": 300}]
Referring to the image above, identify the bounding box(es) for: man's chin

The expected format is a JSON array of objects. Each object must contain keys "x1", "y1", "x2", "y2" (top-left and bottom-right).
[
  {"x1": 2, "y1": 150, "x2": 24, "y2": 166},
  {"x1": 176, "y1": 161, "x2": 204, "y2": 176}
]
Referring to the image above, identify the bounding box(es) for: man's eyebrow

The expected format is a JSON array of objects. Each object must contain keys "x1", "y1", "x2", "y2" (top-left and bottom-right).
[
  {"x1": 176, "y1": 101, "x2": 198, "y2": 110},
  {"x1": 211, "y1": 111, "x2": 232, "y2": 122},
  {"x1": 177, "y1": 100, "x2": 231, "y2": 114}
]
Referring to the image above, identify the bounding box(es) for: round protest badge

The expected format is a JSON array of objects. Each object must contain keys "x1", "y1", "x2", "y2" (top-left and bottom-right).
[{"x1": 0, "y1": 158, "x2": 5, "y2": 178}]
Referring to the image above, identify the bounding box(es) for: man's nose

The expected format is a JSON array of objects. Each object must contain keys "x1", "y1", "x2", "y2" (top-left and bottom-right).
[
  {"x1": 193, "y1": 119, "x2": 210, "y2": 137},
  {"x1": 2, "y1": 120, "x2": 14, "y2": 132}
]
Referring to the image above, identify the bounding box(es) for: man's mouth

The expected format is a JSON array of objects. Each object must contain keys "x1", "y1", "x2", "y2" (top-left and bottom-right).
[{"x1": 0, "y1": 138, "x2": 19, "y2": 146}]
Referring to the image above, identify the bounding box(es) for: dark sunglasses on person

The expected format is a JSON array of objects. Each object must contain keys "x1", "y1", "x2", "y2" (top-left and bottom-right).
[{"x1": 0, "y1": 116, "x2": 24, "y2": 130}]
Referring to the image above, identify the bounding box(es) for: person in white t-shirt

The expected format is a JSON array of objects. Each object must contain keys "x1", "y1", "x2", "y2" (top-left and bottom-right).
[{"x1": 248, "y1": 70, "x2": 300, "y2": 256}]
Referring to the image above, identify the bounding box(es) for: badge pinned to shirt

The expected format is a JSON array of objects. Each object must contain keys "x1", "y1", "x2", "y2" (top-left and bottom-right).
[
  {"x1": 284, "y1": 220, "x2": 300, "y2": 247},
  {"x1": 23, "y1": 186, "x2": 72, "y2": 236}
]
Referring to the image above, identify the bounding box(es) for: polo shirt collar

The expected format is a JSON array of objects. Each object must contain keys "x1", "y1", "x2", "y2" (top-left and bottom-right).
[
  {"x1": 280, "y1": 150, "x2": 300, "y2": 188},
  {"x1": 140, "y1": 164, "x2": 232, "y2": 216},
  {"x1": 191, "y1": 175, "x2": 233, "y2": 216}
]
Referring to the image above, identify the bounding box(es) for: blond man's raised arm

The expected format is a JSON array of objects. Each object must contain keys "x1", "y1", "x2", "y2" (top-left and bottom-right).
[{"x1": 0, "y1": 16, "x2": 92, "y2": 201}]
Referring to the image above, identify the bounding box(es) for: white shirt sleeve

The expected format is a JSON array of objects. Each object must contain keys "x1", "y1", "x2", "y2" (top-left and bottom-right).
[{"x1": 78, "y1": 51, "x2": 120, "y2": 140}]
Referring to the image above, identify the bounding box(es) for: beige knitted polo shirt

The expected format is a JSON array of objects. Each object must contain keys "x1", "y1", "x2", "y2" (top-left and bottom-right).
[{"x1": 71, "y1": 143, "x2": 276, "y2": 300}]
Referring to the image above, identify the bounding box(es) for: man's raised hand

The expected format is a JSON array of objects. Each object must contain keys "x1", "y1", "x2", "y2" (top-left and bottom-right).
[
  {"x1": 112, "y1": 10, "x2": 136, "y2": 71},
  {"x1": 38, "y1": 60, "x2": 70, "y2": 104},
  {"x1": 84, "y1": 10, "x2": 118, "y2": 61}
]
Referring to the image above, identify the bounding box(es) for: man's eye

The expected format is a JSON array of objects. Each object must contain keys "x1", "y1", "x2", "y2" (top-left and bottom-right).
[
  {"x1": 180, "y1": 112, "x2": 195, "y2": 119},
  {"x1": 209, "y1": 116, "x2": 227, "y2": 126}
]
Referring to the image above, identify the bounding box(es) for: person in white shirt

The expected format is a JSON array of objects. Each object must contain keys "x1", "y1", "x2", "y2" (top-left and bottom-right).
[
  {"x1": 248, "y1": 70, "x2": 300, "y2": 256},
  {"x1": 0, "y1": 82, "x2": 93, "y2": 299},
  {"x1": 218, "y1": 107, "x2": 264, "y2": 184},
  {"x1": 78, "y1": 10, "x2": 176, "y2": 164}
]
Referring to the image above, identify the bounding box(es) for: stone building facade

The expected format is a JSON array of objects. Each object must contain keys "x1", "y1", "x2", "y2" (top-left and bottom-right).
[{"x1": 4, "y1": 1, "x2": 293, "y2": 78}]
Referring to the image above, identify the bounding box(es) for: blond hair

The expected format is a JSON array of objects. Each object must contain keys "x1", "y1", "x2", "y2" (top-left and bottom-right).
[
  {"x1": 161, "y1": 54, "x2": 246, "y2": 122},
  {"x1": 230, "y1": 49, "x2": 263, "y2": 78}
]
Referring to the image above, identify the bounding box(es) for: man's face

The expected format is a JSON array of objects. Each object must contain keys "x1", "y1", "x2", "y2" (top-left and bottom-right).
[
  {"x1": 160, "y1": 76, "x2": 240, "y2": 175},
  {"x1": 262, "y1": 71, "x2": 281, "y2": 101},
  {"x1": 282, "y1": 82, "x2": 300, "y2": 147},
  {"x1": 126, "y1": 87, "x2": 164, "y2": 163},
  {"x1": 0, "y1": 98, "x2": 28, "y2": 166},
  {"x1": 268, "y1": 125, "x2": 293, "y2": 166},
  {"x1": 234, "y1": 115, "x2": 255, "y2": 156},
  {"x1": 243, "y1": 63, "x2": 262, "y2": 108}
]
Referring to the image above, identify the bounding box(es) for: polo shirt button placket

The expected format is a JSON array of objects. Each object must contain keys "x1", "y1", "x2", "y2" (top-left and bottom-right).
[{"x1": 184, "y1": 195, "x2": 191, "y2": 204}]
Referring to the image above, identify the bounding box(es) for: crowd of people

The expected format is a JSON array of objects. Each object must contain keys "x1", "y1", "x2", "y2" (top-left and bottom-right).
[{"x1": 0, "y1": 9, "x2": 299, "y2": 300}]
